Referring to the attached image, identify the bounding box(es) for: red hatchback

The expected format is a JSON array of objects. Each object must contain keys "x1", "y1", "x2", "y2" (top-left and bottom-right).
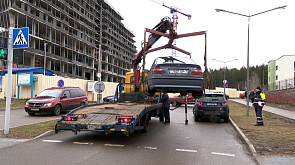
[{"x1": 25, "y1": 87, "x2": 88, "y2": 116}]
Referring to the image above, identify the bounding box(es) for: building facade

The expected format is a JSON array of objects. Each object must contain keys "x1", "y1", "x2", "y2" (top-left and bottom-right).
[
  {"x1": 268, "y1": 55, "x2": 295, "y2": 90},
  {"x1": 0, "y1": 0, "x2": 136, "y2": 82}
]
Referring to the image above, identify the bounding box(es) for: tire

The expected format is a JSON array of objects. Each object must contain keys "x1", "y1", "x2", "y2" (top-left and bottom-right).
[
  {"x1": 141, "y1": 114, "x2": 149, "y2": 133},
  {"x1": 80, "y1": 102, "x2": 85, "y2": 107},
  {"x1": 192, "y1": 91, "x2": 203, "y2": 98},
  {"x1": 194, "y1": 114, "x2": 200, "y2": 122},
  {"x1": 172, "y1": 101, "x2": 178, "y2": 107},
  {"x1": 224, "y1": 116, "x2": 229, "y2": 123},
  {"x1": 52, "y1": 105, "x2": 61, "y2": 116},
  {"x1": 28, "y1": 112, "x2": 35, "y2": 116}
]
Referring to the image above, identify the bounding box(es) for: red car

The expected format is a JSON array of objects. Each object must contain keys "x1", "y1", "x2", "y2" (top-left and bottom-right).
[
  {"x1": 170, "y1": 93, "x2": 196, "y2": 106},
  {"x1": 25, "y1": 87, "x2": 88, "y2": 116}
]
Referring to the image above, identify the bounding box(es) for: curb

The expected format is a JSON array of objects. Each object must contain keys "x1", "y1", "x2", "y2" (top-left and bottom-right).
[{"x1": 229, "y1": 117, "x2": 263, "y2": 165}]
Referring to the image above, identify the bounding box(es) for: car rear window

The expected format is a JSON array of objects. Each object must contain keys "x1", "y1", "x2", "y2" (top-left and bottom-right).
[
  {"x1": 154, "y1": 56, "x2": 196, "y2": 65},
  {"x1": 204, "y1": 94, "x2": 224, "y2": 98},
  {"x1": 69, "y1": 89, "x2": 86, "y2": 98}
]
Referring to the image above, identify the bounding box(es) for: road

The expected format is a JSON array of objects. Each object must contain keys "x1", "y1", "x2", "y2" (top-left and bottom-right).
[{"x1": 0, "y1": 105, "x2": 256, "y2": 165}]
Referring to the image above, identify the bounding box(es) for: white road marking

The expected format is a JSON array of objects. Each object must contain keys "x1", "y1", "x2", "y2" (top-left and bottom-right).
[
  {"x1": 176, "y1": 149, "x2": 198, "y2": 153},
  {"x1": 212, "y1": 152, "x2": 235, "y2": 157},
  {"x1": 137, "y1": 146, "x2": 158, "y2": 150},
  {"x1": 105, "y1": 144, "x2": 125, "y2": 147},
  {"x1": 42, "y1": 140, "x2": 63, "y2": 143},
  {"x1": 73, "y1": 142, "x2": 93, "y2": 145}
]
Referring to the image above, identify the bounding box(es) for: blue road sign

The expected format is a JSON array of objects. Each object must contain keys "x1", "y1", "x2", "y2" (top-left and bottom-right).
[
  {"x1": 58, "y1": 79, "x2": 65, "y2": 87},
  {"x1": 12, "y1": 28, "x2": 29, "y2": 49},
  {"x1": 223, "y1": 83, "x2": 228, "y2": 88}
]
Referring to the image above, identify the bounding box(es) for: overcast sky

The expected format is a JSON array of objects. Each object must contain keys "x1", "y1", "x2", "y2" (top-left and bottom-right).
[{"x1": 107, "y1": 0, "x2": 294, "y2": 71}]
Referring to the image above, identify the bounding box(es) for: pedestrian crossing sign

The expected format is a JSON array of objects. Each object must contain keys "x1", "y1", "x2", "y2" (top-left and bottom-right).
[{"x1": 12, "y1": 27, "x2": 29, "y2": 49}]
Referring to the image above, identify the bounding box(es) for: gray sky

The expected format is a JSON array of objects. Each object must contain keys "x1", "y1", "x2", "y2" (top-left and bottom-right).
[{"x1": 107, "y1": 0, "x2": 294, "y2": 71}]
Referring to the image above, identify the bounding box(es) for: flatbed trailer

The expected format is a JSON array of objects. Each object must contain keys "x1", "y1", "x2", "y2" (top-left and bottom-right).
[{"x1": 55, "y1": 102, "x2": 163, "y2": 136}]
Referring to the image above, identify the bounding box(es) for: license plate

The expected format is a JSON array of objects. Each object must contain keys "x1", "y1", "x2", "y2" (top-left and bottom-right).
[
  {"x1": 31, "y1": 109, "x2": 39, "y2": 111},
  {"x1": 207, "y1": 103, "x2": 217, "y2": 106},
  {"x1": 169, "y1": 70, "x2": 188, "y2": 74}
]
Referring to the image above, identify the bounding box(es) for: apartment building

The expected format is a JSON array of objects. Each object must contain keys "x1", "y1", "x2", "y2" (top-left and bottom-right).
[
  {"x1": 0, "y1": 0, "x2": 136, "y2": 82},
  {"x1": 268, "y1": 55, "x2": 295, "y2": 90}
]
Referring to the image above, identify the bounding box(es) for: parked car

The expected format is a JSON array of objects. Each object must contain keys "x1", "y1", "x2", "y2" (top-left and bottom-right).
[
  {"x1": 25, "y1": 87, "x2": 88, "y2": 116},
  {"x1": 239, "y1": 91, "x2": 249, "y2": 99},
  {"x1": 103, "y1": 94, "x2": 119, "y2": 103},
  {"x1": 147, "y1": 56, "x2": 204, "y2": 98},
  {"x1": 193, "y1": 93, "x2": 229, "y2": 123},
  {"x1": 170, "y1": 93, "x2": 196, "y2": 106}
]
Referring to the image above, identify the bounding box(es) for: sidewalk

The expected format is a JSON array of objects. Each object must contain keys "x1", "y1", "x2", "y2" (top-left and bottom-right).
[{"x1": 231, "y1": 99, "x2": 295, "y2": 165}]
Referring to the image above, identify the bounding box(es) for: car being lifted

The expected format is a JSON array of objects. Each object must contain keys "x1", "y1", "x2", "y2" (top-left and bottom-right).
[{"x1": 147, "y1": 56, "x2": 204, "y2": 98}]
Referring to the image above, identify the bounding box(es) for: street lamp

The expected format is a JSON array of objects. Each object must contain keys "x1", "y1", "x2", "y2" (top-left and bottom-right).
[
  {"x1": 215, "y1": 5, "x2": 286, "y2": 116},
  {"x1": 212, "y1": 59, "x2": 238, "y2": 94}
]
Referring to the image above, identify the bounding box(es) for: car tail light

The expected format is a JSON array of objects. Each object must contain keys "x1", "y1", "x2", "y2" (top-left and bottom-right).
[
  {"x1": 63, "y1": 116, "x2": 78, "y2": 121},
  {"x1": 221, "y1": 103, "x2": 228, "y2": 106},
  {"x1": 197, "y1": 102, "x2": 203, "y2": 105},
  {"x1": 117, "y1": 117, "x2": 134, "y2": 123},
  {"x1": 152, "y1": 66, "x2": 166, "y2": 74},
  {"x1": 191, "y1": 67, "x2": 203, "y2": 75}
]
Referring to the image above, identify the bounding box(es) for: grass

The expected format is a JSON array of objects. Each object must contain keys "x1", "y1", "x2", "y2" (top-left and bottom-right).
[
  {"x1": 0, "y1": 120, "x2": 58, "y2": 139},
  {"x1": 0, "y1": 99, "x2": 28, "y2": 108},
  {"x1": 228, "y1": 100, "x2": 295, "y2": 156}
]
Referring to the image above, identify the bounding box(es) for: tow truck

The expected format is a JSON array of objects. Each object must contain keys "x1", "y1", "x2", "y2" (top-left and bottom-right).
[{"x1": 55, "y1": 3, "x2": 208, "y2": 136}]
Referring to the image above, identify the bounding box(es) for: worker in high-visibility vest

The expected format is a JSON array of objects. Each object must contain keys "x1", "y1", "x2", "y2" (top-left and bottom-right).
[{"x1": 252, "y1": 86, "x2": 266, "y2": 126}]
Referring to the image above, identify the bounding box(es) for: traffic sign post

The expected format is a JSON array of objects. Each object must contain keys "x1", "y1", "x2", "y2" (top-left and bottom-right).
[{"x1": 94, "y1": 81, "x2": 105, "y2": 104}]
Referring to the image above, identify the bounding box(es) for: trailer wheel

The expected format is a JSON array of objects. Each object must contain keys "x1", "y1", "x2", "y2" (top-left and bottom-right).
[{"x1": 141, "y1": 114, "x2": 149, "y2": 133}]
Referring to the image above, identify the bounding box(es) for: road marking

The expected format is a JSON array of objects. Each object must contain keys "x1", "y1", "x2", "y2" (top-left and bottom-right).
[
  {"x1": 176, "y1": 149, "x2": 198, "y2": 153},
  {"x1": 212, "y1": 152, "x2": 235, "y2": 157},
  {"x1": 105, "y1": 144, "x2": 125, "y2": 147},
  {"x1": 42, "y1": 140, "x2": 62, "y2": 143},
  {"x1": 137, "y1": 146, "x2": 158, "y2": 150},
  {"x1": 73, "y1": 142, "x2": 93, "y2": 145}
]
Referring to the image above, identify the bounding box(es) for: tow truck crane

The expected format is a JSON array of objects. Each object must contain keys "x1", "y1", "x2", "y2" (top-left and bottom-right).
[
  {"x1": 55, "y1": 3, "x2": 209, "y2": 136},
  {"x1": 132, "y1": 3, "x2": 208, "y2": 97}
]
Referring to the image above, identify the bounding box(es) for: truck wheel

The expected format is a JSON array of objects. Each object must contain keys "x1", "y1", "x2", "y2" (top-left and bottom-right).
[
  {"x1": 52, "y1": 105, "x2": 61, "y2": 116},
  {"x1": 141, "y1": 114, "x2": 149, "y2": 133}
]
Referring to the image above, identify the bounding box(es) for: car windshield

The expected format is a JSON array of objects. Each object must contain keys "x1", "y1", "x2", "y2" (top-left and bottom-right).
[
  {"x1": 154, "y1": 56, "x2": 196, "y2": 65},
  {"x1": 36, "y1": 89, "x2": 63, "y2": 98}
]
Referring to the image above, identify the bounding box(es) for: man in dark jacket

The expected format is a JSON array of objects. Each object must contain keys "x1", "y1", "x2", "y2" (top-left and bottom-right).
[
  {"x1": 252, "y1": 86, "x2": 266, "y2": 126},
  {"x1": 161, "y1": 92, "x2": 170, "y2": 124}
]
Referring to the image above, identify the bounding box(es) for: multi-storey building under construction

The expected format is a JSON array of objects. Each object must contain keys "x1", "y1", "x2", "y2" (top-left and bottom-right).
[{"x1": 0, "y1": 0, "x2": 136, "y2": 82}]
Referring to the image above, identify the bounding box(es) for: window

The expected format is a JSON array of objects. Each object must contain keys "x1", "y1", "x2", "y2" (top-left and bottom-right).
[
  {"x1": 276, "y1": 65, "x2": 278, "y2": 70},
  {"x1": 63, "y1": 90, "x2": 71, "y2": 98},
  {"x1": 276, "y1": 75, "x2": 278, "y2": 80}
]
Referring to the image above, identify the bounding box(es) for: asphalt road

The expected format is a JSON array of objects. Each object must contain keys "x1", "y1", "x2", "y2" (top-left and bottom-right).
[{"x1": 0, "y1": 105, "x2": 256, "y2": 165}]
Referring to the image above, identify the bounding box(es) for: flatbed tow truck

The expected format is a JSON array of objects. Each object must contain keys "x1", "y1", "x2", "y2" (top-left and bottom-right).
[{"x1": 55, "y1": 3, "x2": 207, "y2": 136}]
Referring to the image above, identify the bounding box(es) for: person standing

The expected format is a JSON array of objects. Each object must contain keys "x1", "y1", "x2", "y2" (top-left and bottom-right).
[
  {"x1": 252, "y1": 86, "x2": 266, "y2": 126},
  {"x1": 161, "y1": 92, "x2": 170, "y2": 124}
]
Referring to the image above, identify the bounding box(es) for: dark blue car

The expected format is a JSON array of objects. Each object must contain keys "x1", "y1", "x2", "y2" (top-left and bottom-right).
[{"x1": 193, "y1": 93, "x2": 229, "y2": 123}]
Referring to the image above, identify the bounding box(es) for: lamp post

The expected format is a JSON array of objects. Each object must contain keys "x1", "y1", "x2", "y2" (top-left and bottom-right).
[
  {"x1": 212, "y1": 59, "x2": 238, "y2": 94},
  {"x1": 215, "y1": 5, "x2": 286, "y2": 116}
]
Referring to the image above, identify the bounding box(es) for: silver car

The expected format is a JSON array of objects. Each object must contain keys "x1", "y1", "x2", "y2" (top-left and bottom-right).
[{"x1": 147, "y1": 56, "x2": 204, "y2": 98}]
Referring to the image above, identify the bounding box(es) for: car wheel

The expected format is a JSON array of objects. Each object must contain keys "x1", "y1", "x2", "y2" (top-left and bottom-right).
[
  {"x1": 224, "y1": 116, "x2": 229, "y2": 123},
  {"x1": 194, "y1": 114, "x2": 200, "y2": 122},
  {"x1": 192, "y1": 91, "x2": 203, "y2": 98},
  {"x1": 172, "y1": 101, "x2": 178, "y2": 107},
  {"x1": 80, "y1": 102, "x2": 85, "y2": 107},
  {"x1": 28, "y1": 112, "x2": 35, "y2": 116},
  {"x1": 52, "y1": 105, "x2": 61, "y2": 116}
]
